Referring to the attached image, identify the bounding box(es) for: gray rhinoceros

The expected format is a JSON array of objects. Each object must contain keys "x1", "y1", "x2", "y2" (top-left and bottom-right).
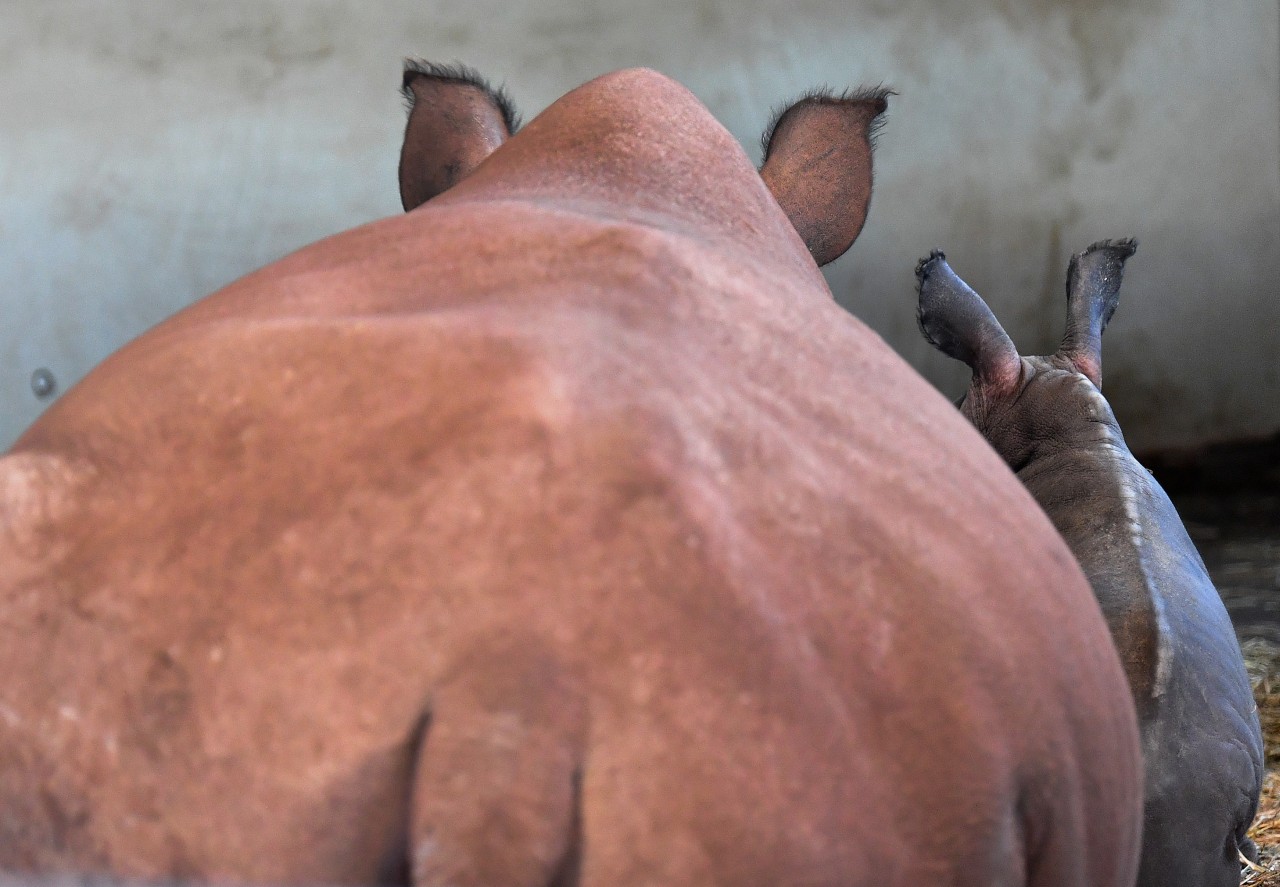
[{"x1": 916, "y1": 240, "x2": 1263, "y2": 887}]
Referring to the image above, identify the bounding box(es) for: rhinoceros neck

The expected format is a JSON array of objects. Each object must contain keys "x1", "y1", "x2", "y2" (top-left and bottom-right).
[{"x1": 1017, "y1": 427, "x2": 1178, "y2": 706}]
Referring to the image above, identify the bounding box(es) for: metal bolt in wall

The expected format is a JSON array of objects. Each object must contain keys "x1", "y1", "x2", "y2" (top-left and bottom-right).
[{"x1": 30, "y1": 368, "x2": 57, "y2": 399}]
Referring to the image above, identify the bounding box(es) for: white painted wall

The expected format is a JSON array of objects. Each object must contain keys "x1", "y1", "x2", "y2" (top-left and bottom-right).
[{"x1": 2, "y1": 0, "x2": 1277, "y2": 452}]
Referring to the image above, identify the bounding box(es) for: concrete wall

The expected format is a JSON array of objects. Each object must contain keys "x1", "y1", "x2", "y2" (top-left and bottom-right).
[{"x1": 2, "y1": 0, "x2": 1277, "y2": 452}]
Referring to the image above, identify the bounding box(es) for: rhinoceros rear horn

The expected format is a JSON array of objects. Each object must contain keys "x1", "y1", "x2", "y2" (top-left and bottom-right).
[
  {"x1": 759, "y1": 86, "x2": 891, "y2": 267},
  {"x1": 916, "y1": 251, "x2": 1022, "y2": 395},
  {"x1": 1056, "y1": 238, "x2": 1138, "y2": 389},
  {"x1": 399, "y1": 60, "x2": 521, "y2": 211}
]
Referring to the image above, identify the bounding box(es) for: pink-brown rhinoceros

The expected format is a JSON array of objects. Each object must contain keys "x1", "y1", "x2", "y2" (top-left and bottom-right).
[{"x1": 0, "y1": 65, "x2": 1140, "y2": 886}]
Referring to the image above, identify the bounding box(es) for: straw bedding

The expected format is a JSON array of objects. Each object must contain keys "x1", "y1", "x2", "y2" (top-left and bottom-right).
[{"x1": 1240, "y1": 638, "x2": 1280, "y2": 885}]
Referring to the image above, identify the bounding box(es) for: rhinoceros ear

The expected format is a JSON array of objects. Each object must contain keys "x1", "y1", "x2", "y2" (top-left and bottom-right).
[
  {"x1": 916, "y1": 250, "x2": 1022, "y2": 395},
  {"x1": 759, "y1": 87, "x2": 890, "y2": 267},
  {"x1": 399, "y1": 60, "x2": 521, "y2": 211},
  {"x1": 1056, "y1": 238, "x2": 1138, "y2": 389}
]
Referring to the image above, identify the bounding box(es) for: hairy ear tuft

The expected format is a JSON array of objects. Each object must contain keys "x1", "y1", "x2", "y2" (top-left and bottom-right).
[
  {"x1": 759, "y1": 86, "x2": 893, "y2": 266},
  {"x1": 401, "y1": 59, "x2": 522, "y2": 133},
  {"x1": 398, "y1": 59, "x2": 520, "y2": 211},
  {"x1": 760, "y1": 85, "x2": 892, "y2": 162}
]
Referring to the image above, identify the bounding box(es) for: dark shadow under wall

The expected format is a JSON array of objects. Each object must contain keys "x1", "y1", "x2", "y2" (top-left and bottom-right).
[{"x1": 1144, "y1": 433, "x2": 1280, "y2": 642}]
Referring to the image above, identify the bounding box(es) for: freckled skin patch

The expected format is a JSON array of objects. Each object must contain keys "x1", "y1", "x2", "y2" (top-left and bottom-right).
[{"x1": 0, "y1": 453, "x2": 93, "y2": 573}]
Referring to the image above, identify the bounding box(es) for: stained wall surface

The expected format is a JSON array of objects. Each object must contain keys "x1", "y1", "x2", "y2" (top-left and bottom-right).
[{"x1": 2, "y1": 1, "x2": 1277, "y2": 452}]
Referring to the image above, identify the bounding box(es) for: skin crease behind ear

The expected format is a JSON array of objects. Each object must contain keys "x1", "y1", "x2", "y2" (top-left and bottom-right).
[
  {"x1": 398, "y1": 64, "x2": 516, "y2": 211},
  {"x1": 759, "y1": 89, "x2": 889, "y2": 266}
]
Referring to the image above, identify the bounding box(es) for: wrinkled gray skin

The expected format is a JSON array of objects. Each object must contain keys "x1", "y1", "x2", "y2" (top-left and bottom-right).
[{"x1": 915, "y1": 240, "x2": 1263, "y2": 887}]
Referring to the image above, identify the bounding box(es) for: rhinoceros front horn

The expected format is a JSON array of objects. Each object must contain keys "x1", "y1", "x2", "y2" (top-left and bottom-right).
[{"x1": 399, "y1": 60, "x2": 522, "y2": 211}]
